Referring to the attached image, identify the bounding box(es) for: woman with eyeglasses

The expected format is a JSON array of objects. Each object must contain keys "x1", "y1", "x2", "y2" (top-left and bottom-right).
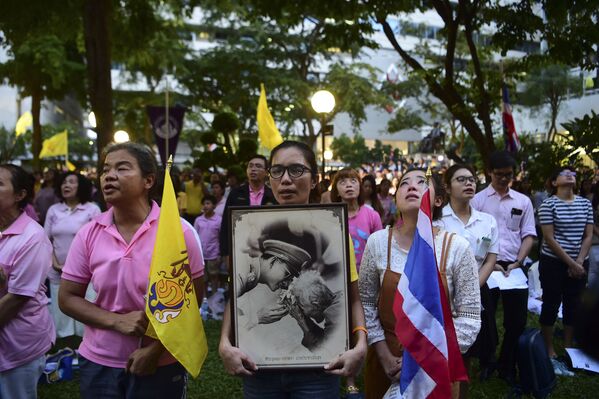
[
  {"x1": 438, "y1": 164, "x2": 499, "y2": 396},
  {"x1": 218, "y1": 141, "x2": 367, "y2": 398},
  {"x1": 359, "y1": 169, "x2": 480, "y2": 398},
  {"x1": 538, "y1": 166, "x2": 594, "y2": 376}
]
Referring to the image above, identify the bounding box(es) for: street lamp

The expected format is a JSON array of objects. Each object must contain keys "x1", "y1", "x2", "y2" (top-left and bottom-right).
[
  {"x1": 310, "y1": 90, "x2": 335, "y2": 177},
  {"x1": 114, "y1": 130, "x2": 130, "y2": 143}
]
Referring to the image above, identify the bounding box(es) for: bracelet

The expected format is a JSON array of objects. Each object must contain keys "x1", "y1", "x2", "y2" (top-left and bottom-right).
[{"x1": 352, "y1": 326, "x2": 368, "y2": 335}]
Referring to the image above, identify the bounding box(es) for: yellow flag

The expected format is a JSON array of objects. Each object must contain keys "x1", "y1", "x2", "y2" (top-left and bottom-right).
[
  {"x1": 145, "y1": 160, "x2": 208, "y2": 378},
  {"x1": 15, "y1": 111, "x2": 33, "y2": 136},
  {"x1": 257, "y1": 83, "x2": 283, "y2": 150},
  {"x1": 67, "y1": 161, "x2": 76, "y2": 171},
  {"x1": 39, "y1": 130, "x2": 68, "y2": 158}
]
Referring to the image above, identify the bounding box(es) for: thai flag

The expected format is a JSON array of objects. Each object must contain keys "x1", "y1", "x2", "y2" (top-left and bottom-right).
[
  {"x1": 391, "y1": 189, "x2": 467, "y2": 398},
  {"x1": 502, "y1": 85, "x2": 521, "y2": 153}
]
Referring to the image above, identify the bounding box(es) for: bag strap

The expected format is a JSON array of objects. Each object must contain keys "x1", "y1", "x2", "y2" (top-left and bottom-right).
[
  {"x1": 386, "y1": 227, "x2": 393, "y2": 270},
  {"x1": 439, "y1": 232, "x2": 455, "y2": 301}
]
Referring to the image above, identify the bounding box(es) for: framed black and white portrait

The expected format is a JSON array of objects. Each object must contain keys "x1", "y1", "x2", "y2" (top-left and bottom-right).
[{"x1": 229, "y1": 203, "x2": 351, "y2": 370}]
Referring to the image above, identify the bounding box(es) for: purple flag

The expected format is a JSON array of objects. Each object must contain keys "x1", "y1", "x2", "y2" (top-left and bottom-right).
[{"x1": 146, "y1": 105, "x2": 186, "y2": 167}]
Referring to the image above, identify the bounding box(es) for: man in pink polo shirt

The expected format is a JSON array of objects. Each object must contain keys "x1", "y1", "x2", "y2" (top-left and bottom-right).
[
  {"x1": 472, "y1": 151, "x2": 536, "y2": 385},
  {"x1": 0, "y1": 164, "x2": 55, "y2": 399},
  {"x1": 59, "y1": 143, "x2": 204, "y2": 398}
]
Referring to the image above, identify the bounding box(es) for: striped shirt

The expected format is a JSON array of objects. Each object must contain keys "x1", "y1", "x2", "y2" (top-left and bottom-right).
[{"x1": 538, "y1": 195, "x2": 594, "y2": 259}]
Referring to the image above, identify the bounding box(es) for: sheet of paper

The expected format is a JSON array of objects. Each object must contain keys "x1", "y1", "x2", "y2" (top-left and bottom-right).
[
  {"x1": 566, "y1": 348, "x2": 599, "y2": 373},
  {"x1": 486, "y1": 274, "x2": 499, "y2": 289},
  {"x1": 488, "y1": 268, "x2": 528, "y2": 290}
]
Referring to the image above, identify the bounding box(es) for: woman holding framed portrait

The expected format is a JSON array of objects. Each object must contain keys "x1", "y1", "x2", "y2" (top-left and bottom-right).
[{"x1": 219, "y1": 140, "x2": 367, "y2": 398}]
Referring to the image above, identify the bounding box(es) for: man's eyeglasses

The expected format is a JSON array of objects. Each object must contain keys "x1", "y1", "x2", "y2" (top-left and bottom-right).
[
  {"x1": 492, "y1": 171, "x2": 513, "y2": 180},
  {"x1": 558, "y1": 170, "x2": 576, "y2": 177},
  {"x1": 453, "y1": 176, "x2": 477, "y2": 184},
  {"x1": 268, "y1": 164, "x2": 312, "y2": 179}
]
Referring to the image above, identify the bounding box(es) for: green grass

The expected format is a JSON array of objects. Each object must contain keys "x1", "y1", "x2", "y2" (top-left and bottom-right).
[{"x1": 39, "y1": 310, "x2": 599, "y2": 398}]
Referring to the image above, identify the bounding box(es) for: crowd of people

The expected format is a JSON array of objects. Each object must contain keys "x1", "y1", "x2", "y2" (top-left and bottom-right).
[{"x1": 0, "y1": 142, "x2": 598, "y2": 398}]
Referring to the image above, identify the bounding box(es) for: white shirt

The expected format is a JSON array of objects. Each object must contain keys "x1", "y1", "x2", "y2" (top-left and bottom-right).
[
  {"x1": 433, "y1": 204, "x2": 499, "y2": 269},
  {"x1": 436, "y1": 204, "x2": 499, "y2": 269}
]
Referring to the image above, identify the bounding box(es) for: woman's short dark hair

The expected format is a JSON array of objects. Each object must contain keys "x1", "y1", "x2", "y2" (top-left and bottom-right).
[
  {"x1": 101, "y1": 142, "x2": 159, "y2": 202},
  {"x1": 0, "y1": 164, "x2": 34, "y2": 209},
  {"x1": 270, "y1": 141, "x2": 319, "y2": 203},
  {"x1": 330, "y1": 168, "x2": 363, "y2": 205},
  {"x1": 55, "y1": 172, "x2": 93, "y2": 204}
]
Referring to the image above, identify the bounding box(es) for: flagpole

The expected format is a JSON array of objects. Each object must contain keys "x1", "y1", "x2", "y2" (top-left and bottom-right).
[
  {"x1": 165, "y1": 77, "x2": 170, "y2": 163},
  {"x1": 65, "y1": 130, "x2": 69, "y2": 171}
]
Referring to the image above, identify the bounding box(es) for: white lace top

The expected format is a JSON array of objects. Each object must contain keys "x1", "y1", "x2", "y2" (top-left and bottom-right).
[{"x1": 358, "y1": 227, "x2": 481, "y2": 354}]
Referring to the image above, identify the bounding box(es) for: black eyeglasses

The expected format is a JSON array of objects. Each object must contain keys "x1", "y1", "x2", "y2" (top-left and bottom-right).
[
  {"x1": 453, "y1": 176, "x2": 477, "y2": 184},
  {"x1": 268, "y1": 164, "x2": 312, "y2": 179}
]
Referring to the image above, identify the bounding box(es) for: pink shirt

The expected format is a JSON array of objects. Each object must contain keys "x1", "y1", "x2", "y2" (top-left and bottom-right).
[
  {"x1": 44, "y1": 202, "x2": 102, "y2": 283},
  {"x1": 249, "y1": 185, "x2": 265, "y2": 206},
  {"x1": 194, "y1": 213, "x2": 222, "y2": 260},
  {"x1": 0, "y1": 212, "x2": 55, "y2": 372},
  {"x1": 61, "y1": 202, "x2": 204, "y2": 368},
  {"x1": 471, "y1": 185, "x2": 536, "y2": 262},
  {"x1": 349, "y1": 206, "x2": 383, "y2": 269}
]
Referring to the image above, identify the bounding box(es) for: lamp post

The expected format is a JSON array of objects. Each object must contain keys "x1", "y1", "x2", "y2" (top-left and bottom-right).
[{"x1": 310, "y1": 90, "x2": 335, "y2": 178}]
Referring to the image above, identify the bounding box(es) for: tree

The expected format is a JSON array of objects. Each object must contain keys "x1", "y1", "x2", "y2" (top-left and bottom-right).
[
  {"x1": 82, "y1": 0, "x2": 195, "y2": 163},
  {"x1": 491, "y1": 1, "x2": 599, "y2": 71},
  {"x1": 0, "y1": 0, "x2": 85, "y2": 170},
  {"x1": 182, "y1": 3, "x2": 387, "y2": 148},
  {"x1": 561, "y1": 111, "x2": 599, "y2": 168},
  {"x1": 228, "y1": 1, "x2": 519, "y2": 168},
  {"x1": 515, "y1": 136, "x2": 583, "y2": 191},
  {"x1": 191, "y1": 111, "x2": 259, "y2": 171},
  {"x1": 82, "y1": 0, "x2": 113, "y2": 163},
  {"x1": 0, "y1": 127, "x2": 27, "y2": 164},
  {"x1": 330, "y1": 134, "x2": 371, "y2": 168},
  {"x1": 518, "y1": 64, "x2": 582, "y2": 141}
]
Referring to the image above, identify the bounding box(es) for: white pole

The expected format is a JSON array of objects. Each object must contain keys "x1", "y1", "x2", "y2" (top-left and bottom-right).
[{"x1": 165, "y1": 77, "x2": 170, "y2": 163}]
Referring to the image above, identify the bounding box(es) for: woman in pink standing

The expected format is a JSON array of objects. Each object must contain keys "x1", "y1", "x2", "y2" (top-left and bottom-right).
[
  {"x1": 0, "y1": 164, "x2": 55, "y2": 398},
  {"x1": 331, "y1": 168, "x2": 383, "y2": 271},
  {"x1": 45, "y1": 172, "x2": 101, "y2": 339}
]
